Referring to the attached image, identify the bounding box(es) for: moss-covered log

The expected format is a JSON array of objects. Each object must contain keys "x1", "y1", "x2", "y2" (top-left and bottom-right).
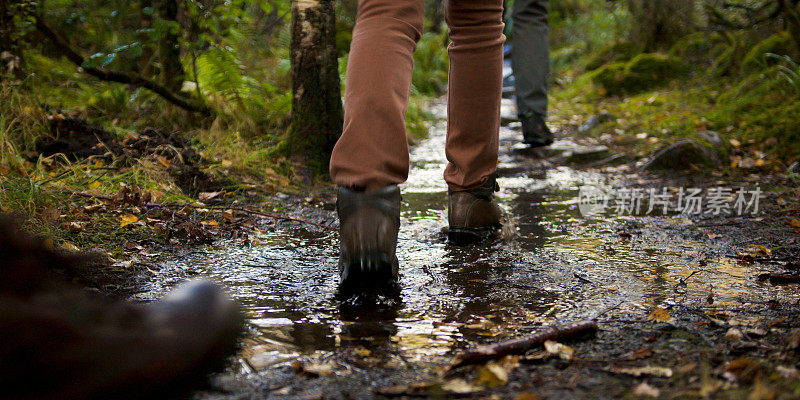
[{"x1": 288, "y1": 0, "x2": 343, "y2": 176}]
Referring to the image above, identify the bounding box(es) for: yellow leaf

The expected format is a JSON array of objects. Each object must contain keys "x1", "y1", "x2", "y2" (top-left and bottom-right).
[
  {"x1": 61, "y1": 242, "x2": 80, "y2": 252},
  {"x1": 748, "y1": 244, "x2": 772, "y2": 256},
  {"x1": 89, "y1": 181, "x2": 102, "y2": 189},
  {"x1": 648, "y1": 307, "x2": 672, "y2": 323},
  {"x1": 354, "y1": 348, "x2": 371, "y2": 357},
  {"x1": 120, "y1": 214, "x2": 138, "y2": 227},
  {"x1": 201, "y1": 220, "x2": 218, "y2": 226},
  {"x1": 475, "y1": 363, "x2": 508, "y2": 388},
  {"x1": 515, "y1": 393, "x2": 541, "y2": 400},
  {"x1": 788, "y1": 219, "x2": 800, "y2": 228},
  {"x1": 157, "y1": 156, "x2": 170, "y2": 168}
]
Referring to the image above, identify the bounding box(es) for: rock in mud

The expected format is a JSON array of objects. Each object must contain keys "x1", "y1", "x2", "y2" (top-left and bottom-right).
[
  {"x1": 643, "y1": 140, "x2": 722, "y2": 171},
  {"x1": 578, "y1": 112, "x2": 616, "y2": 133},
  {"x1": 565, "y1": 145, "x2": 612, "y2": 164}
]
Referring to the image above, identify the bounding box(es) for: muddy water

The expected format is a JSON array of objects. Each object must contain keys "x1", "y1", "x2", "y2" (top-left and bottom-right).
[{"x1": 151, "y1": 100, "x2": 790, "y2": 378}]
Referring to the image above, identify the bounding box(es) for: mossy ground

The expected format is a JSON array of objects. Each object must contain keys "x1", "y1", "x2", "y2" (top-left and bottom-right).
[{"x1": 549, "y1": 31, "x2": 800, "y2": 172}]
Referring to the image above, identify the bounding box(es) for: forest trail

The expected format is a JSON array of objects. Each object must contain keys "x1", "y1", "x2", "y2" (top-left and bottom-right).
[{"x1": 135, "y1": 100, "x2": 799, "y2": 399}]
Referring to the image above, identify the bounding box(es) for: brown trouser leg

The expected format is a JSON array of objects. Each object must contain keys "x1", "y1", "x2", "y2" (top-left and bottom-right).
[{"x1": 329, "y1": 0, "x2": 505, "y2": 191}]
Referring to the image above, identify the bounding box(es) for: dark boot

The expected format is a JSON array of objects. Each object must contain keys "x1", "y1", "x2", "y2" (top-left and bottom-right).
[
  {"x1": 336, "y1": 185, "x2": 401, "y2": 289},
  {"x1": 0, "y1": 215, "x2": 243, "y2": 400},
  {"x1": 521, "y1": 113, "x2": 554, "y2": 147},
  {"x1": 448, "y1": 174, "x2": 504, "y2": 244}
]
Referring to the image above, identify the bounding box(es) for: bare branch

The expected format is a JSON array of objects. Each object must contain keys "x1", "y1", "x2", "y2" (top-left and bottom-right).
[{"x1": 36, "y1": 18, "x2": 213, "y2": 117}]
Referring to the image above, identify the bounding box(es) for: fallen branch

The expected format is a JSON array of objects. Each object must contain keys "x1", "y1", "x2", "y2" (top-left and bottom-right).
[
  {"x1": 60, "y1": 190, "x2": 334, "y2": 230},
  {"x1": 450, "y1": 320, "x2": 598, "y2": 369},
  {"x1": 36, "y1": 19, "x2": 213, "y2": 117},
  {"x1": 757, "y1": 273, "x2": 800, "y2": 284}
]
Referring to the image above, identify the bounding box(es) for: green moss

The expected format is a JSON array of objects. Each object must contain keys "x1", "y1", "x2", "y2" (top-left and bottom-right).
[
  {"x1": 585, "y1": 40, "x2": 641, "y2": 71},
  {"x1": 591, "y1": 53, "x2": 688, "y2": 96},
  {"x1": 669, "y1": 32, "x2": 717, "y2": 60},
  {"x1": 741, "y1": 31, "x2": 796, "y2": 71},
  {"x1": 709, "y1": 67, "x2": 800, "y2": 159}
]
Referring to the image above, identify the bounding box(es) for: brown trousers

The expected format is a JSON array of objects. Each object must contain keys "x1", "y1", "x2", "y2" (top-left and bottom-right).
[{"x1": 329, "y1": 0, "x2": 505, "y2": 191}]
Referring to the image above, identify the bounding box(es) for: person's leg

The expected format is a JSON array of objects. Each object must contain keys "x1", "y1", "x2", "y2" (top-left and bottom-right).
[
  {"x1": 445, "y1": 0, "x2": 506, "y2": 244},
  {"x1": 329, "y1": 0, "x2": 424, "y2": 191},
  {"x1": 511, "y1": 0, "x2": 553, "y2": 147},
  {"x1": 511, "y1": 0, "x2": 549, "y2": 120},
  {"x1": 331, "y1": 0, "x2": 424, "y2": 288},
  {"x1": 443, "y1": 0, "x2": 505, "y2": 191}
]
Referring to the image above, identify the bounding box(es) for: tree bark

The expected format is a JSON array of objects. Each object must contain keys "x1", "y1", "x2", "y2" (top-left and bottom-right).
[
  {"x1": 288, "y1": 0, "x2": 343, "y2": 176},
  {"x1": 0, "y1": 0, "x2": 26, "y2": 78},
  {"x1": 778, "y1": 0, "x2": 800, "y2": 54},
  {"x1": 157, "y1": 0, "x2": 184, "y2": 92},
  {"x1": 627, "y1": 0, "x2": 696, "y2": 51}
]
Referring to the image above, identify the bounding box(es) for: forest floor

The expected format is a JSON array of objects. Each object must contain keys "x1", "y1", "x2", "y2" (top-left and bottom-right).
[{"x1": 49, "y1": 98, "x2": 800, "y2": 400}]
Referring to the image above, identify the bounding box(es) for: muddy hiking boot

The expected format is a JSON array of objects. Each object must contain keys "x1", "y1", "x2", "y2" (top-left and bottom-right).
[
  {"x1": 521, "y1": 113, "x2": 554, "y2": 148},
  {"x1": 336, "y1": 185, "x2": 401, "y2": 291},
  {"x1": 0, "y1": 215, "x2": 244, "y2": 400},
  {"x1": 448, "y1": 173, "x2": 504, "y2": 244}
]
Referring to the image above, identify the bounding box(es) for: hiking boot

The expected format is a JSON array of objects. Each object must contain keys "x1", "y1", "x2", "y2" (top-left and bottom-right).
[
  {"x1": 448, "y1": 174, "x2": 504, "y2": 244},
  {"x1": 521, "y1": 113, "x2": 554, "y2": 147},
  {"x1": 0, "y1": 215, "x2": 243, "y2": 400},
  {"x1": 336, "y1": 185, "x2": 401, "y2": 290},
  {"x1": 2, "y1": 280, "x2": 243, "y2": 400}
]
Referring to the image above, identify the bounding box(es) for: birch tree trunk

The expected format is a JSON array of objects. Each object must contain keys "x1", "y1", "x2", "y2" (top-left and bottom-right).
[{"x1": 288, "y1": 0, "x2": 343, "y2": 176}]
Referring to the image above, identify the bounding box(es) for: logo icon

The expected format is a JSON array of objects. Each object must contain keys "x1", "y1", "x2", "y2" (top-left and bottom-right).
[{"x1": 578, "y1": 185, "x2": 609, "y2": 217}]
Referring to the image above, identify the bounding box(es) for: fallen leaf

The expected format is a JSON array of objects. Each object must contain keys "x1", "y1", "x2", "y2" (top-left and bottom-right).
[
  {"x1": 725, "y1": 328, "x2": 744, "y2": 341},
  {"x1": 222, "y1": 209, "x2": 235, "y2": 222},
  {"x1": 748, "y1": 379, "x2": 776, "y2": 400},
  {"x1": 775, "y1": 365, "x2": 799, "y2": 379},
  {"x1": 201, "y1": 220, "x2": 219, "y2": 226},
  {"x1": 648, "y1": 308, "x2": 672, "y2": 323},
  {"x1": 61, "y1": 242, "x2": 80, "y2": 252},
  {"x1": 120, "y1": 214, "x2": 138, "y2": 227},
  {"x1": 544, "y1": 340, "x2": 574, "y2": 360},
  {"x1": 66, "y1": 221, "x2": 86, "y2": 232},
  {"x1": 515, "y1": 392, "x2": 541, "y2": 400},
  {"x1": 475, "y1": 363, "x2": 508, "y2": 388},
  {"x1": 614, "y1": 366, "x2": 673, "y2": 378},
  {"x1": 199, "y1": 191, "x2": 223, "y2": 202},
  {"x1": 748, "y1": 244, "x2": 772, "y2": 257},
  {"x1": 633, "y1": 382, "x2": 660, "y2": 398},
  {"x1": 441, "y1": 379, "x2": 482, "y2": 394},
  {"x1": 354, "y1": 348, "x2": 371, "y2": 357}
]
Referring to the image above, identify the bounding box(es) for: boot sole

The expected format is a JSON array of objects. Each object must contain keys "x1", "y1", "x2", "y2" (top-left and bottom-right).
[
  {"x1": 339, "y1": 252, "x2": 398, "y2": 292},
  {"x1": 447, "y1": 227, "x2": 498, "y2": 245}
]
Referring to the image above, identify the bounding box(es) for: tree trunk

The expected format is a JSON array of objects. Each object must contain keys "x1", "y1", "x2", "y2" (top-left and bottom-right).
[
  {"x1": 288, "y1": 0, "x2": 343, "y2": 176},
  {"x1": 157, "y1": 0, "x2": 184, "y2": 92},
  {"x1": 0, "y1": 0, "x2": 25, "y2": 78},
  {"x1": 778, "y1": 0, "x2": 800, "y2": 55},
  {"x1": 627, "y1": 0, "x2": 696, "y2": 51}
]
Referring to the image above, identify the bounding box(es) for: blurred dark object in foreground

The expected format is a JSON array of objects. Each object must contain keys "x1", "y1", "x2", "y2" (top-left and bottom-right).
[{"x1": 0, "y1": 214, "x2": 243, "y2": 400}]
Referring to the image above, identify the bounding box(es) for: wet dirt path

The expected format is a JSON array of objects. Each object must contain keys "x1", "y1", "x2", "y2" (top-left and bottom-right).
[{"x1": 140, "y1": 100, "x2": 795, "y2": 399}]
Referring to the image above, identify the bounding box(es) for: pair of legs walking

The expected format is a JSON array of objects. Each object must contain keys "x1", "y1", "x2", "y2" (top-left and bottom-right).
[{"x1": 330, "y1": 0, "x2": 506, "y2": 288}]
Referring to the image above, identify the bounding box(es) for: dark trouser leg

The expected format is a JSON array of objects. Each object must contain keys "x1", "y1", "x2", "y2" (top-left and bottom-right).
[{"x1": 511, "y1": 0, "x2": 549, "y2": 119}]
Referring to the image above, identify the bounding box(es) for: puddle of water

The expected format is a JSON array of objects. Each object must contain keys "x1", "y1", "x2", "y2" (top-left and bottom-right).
[{"x1": 152, "y1": 99, "x2": 791, "y2": 373}]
